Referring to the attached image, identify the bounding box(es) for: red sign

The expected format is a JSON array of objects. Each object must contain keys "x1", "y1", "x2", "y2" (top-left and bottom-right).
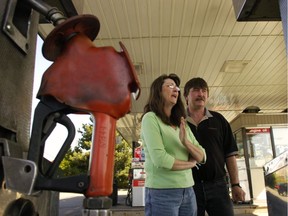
[
  {"x1": 134, "y1": 147, "x2": 141, "y2": 159},
  {"x1": 246, "y1": 128, "x2": 270, "y2": 134},
  {"x1": 133, "y1": 179, "x2": 145, "y2": 187}
]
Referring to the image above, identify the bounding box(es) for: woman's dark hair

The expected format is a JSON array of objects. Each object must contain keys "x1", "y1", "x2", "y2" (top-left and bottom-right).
[{"x1": 142, "y1": 73, "x2": 186, "y2": 126}]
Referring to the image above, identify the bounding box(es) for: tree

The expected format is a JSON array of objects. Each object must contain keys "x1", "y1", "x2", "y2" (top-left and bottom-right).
[
  {"x1": 114, "y1": 134, "x2": 132, "y2": 188},
  {"x1": 59, "y1": 117, "x2": 132, "y2": 188}
]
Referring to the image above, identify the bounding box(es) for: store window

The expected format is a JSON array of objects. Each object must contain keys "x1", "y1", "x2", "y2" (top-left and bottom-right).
[
  {"x1": 272, "y1": 126, "x2": 288, "y2": 156},
  {"x1": 234, "y1": 130, "x2": 244, "y2": 158}
]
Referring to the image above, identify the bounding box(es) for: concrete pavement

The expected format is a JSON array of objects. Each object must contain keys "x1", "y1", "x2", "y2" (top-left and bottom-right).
[{"x1": 59, "y1": 190, "x2": 269, "y2": 216}]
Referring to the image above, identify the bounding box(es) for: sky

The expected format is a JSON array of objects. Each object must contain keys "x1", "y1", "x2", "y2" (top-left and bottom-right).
[{"x1": 32, "y1": 36, "x2": 90, "y2": 161}]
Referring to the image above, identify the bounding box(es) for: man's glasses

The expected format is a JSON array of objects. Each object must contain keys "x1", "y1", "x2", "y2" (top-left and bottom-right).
[{"x1": 166, "y1": 83, "x2": 180, "y2": 91}]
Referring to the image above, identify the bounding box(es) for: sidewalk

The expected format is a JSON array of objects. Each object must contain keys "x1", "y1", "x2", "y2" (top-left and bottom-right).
[{"x1": 59, "y1": 190, "x2": 268, "y2": 216}]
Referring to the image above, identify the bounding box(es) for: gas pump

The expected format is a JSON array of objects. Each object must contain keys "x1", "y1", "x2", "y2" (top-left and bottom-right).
[{"x1": 130, "y1": 142, "x2": 145, "y2": 206}]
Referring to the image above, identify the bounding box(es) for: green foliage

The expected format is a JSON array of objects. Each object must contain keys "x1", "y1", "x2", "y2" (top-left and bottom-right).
[
  {"x1": 59, "y1": 118, "x2": 132, "y2": 189},
  {"x1": 59, "y1": 149, "x2": 89, "y2": 176},
  {"x1": 114, "y1": 136, "x2": 132, "y2": 188},
  {"x1": 266, "y1": 173, "x2": 277, "y2": 189}
]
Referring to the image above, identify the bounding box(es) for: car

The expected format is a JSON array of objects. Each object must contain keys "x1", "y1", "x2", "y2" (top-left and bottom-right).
[{"x1": 277, "y1": 183, "x2": 287, "y2": 196}]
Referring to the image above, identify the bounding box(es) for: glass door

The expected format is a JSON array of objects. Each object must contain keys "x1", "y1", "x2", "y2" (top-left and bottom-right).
[
  {"x1": 246, "y1": 128, "x2": 273, "y2": 168},
  {"x1": 234, "y1": 129, "x2": 252, "y2": 203}
]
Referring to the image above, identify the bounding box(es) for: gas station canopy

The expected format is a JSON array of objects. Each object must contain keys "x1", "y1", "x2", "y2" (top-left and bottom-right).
[{"x1": 38, "y1": 0, "x2": 287, "y2": 145}]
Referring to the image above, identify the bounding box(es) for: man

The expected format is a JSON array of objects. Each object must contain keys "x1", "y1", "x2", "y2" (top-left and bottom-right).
[{"x1": 183, "y1": 77, "x2": 246, "y2": 216}]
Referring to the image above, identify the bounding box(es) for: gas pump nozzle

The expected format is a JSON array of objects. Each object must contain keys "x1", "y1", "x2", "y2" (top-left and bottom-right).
[
  {"x1": 36, "y1": 14, "x2": 140, "y2": 197},
  {"x1": 3, "y1": 15, "x2": 140, "y2": 200}
]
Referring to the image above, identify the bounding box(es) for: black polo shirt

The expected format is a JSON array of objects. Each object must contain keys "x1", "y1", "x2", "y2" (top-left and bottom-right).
[{"x1": 187, "y1": 109, "x2": 238, "y2": 183}]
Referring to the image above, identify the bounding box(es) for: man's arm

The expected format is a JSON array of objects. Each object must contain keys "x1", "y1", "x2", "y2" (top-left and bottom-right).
[
  {"x1": 226, "y1": 156, "x2": 246, "y2": 202},
  {"x1": 226, "y1": 155, "x2": 239, "y2": 184}
]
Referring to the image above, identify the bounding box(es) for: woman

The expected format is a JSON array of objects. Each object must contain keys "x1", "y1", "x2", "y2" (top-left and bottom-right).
[{"x1": 141, "y1": 73, "x2": 206, "y2": 216}]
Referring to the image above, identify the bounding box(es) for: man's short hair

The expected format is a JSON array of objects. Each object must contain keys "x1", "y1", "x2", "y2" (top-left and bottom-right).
[{"x1": 183, "y1": 77, "x2": 209, "y2": 97}]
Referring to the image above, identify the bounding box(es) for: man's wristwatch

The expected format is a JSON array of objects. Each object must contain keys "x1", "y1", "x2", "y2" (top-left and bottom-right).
[{"x1": 231, "y1": 183, "x2": 242, "y2": 188}]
